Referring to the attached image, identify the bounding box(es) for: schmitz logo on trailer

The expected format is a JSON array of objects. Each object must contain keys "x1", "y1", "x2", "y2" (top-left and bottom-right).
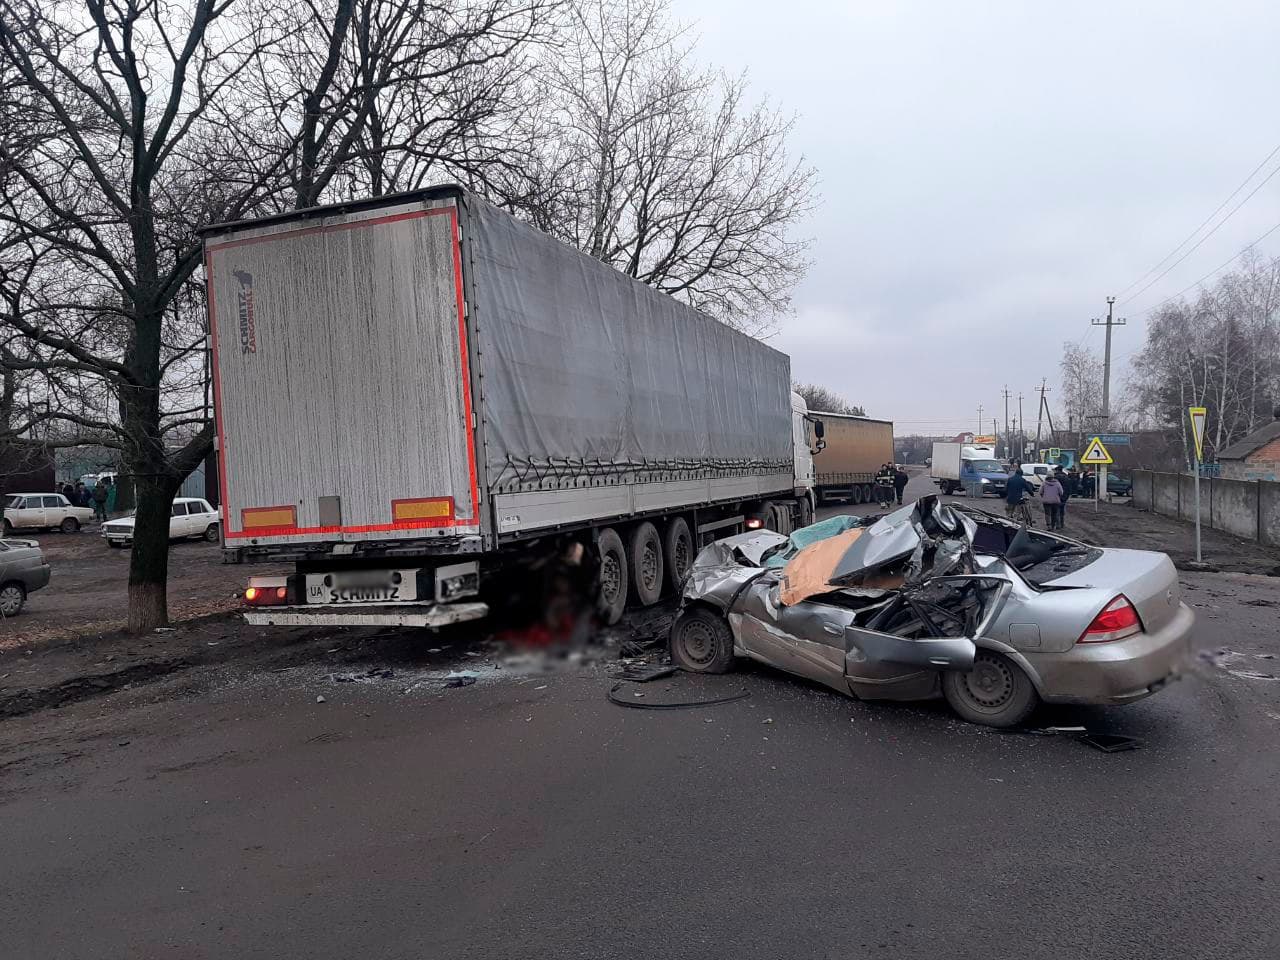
[{"x1": 233, "y1": 269, "x2": 257, "y2": 355}]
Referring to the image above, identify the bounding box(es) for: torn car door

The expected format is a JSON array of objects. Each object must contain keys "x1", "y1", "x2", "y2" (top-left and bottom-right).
[{"x1": 844, "y1": 576, "x2": 1012, "y2": 701}]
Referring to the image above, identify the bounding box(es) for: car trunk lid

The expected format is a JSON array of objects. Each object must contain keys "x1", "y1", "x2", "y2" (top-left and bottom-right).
[{"x1": 1041, "y1": 548, "x2": 1182, "y2": 634}]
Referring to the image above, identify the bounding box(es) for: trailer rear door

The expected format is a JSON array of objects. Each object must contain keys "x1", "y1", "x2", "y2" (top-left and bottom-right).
[{"x1": 206, "y1": 197, "x2": 479, "y2": 545}]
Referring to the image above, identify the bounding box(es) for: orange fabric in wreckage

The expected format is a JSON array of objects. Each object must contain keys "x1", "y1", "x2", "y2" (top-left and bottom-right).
[{"x1": 779, "y1": 527, "x2": 865, "y2": 606}]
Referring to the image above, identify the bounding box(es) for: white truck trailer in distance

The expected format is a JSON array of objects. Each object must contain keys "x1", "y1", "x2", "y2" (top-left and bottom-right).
[{"x1": 203, "y1": 186, "x2": 819, "y2": 627}]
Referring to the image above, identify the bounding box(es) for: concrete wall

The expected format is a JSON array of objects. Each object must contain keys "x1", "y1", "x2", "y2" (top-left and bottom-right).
[
  {"x1": 1134, "y1": 469, "x2": 1280, "y2": 547},
  {"x1": 1153, "y1": 472, "x2": 1180, "y2": 517},
  {"x1": 1133, "y1": 470, "x2": 1155, "y2": 510},
  {"x1": 1261, "y1": 482, "x2": 1280, "y2": 548},
  {"x1": 1178, "y1": 474, "x2": 1199, "y2": 523},
  {"x1": 1210, "y1": 477, "x2": 1260, "y2": 541}
]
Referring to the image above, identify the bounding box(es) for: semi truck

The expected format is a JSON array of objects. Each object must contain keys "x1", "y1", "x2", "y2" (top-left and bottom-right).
[
  {"x1": 202, "y1": 185, "x2": 819, "y2": 628},
  {"x1": 808, "y1": 412, "x2": 895, "y2": 504}
]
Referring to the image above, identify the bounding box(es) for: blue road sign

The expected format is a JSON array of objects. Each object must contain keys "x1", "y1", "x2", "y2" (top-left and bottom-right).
[{"x1": 1096, "y1": 434, "x2": 1131, "y2": 445}]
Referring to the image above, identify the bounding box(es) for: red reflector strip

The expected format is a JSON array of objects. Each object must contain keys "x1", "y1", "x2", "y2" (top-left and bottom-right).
[
  {"x1": 242, "y1": 505, "x2": 297, "y2": 531},
  {"x1": 392, "y1": 497, "x2": 454, "y2": 523}
]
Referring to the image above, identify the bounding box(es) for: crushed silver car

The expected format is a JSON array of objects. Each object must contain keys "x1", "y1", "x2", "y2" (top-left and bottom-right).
[{"x1": 670, "y1": 496, "x2": 1194, "y2": 727}]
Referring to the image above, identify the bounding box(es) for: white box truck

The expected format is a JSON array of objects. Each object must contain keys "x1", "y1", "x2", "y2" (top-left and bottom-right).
[{"x1": 202, "y1": 186, "x2": 819, "y2": 627}]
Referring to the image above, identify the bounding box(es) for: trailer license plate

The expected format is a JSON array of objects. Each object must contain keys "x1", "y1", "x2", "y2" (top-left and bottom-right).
[{"x1": 305, "y1": 570, "x2": 419, "y2": 605}]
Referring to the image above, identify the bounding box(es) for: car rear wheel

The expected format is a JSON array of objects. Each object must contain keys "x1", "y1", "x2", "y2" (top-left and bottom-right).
[
  {"x1": 60, "y1": 517, "x2": 79, "y2": 534},
  {"x1": 0, "y1": 582, "x2": 25, "y2": 617},
  {"x1": 203, "y1": 523, "x2": 220, "y2": 543},
  {"x1": 942, "y1": 651, "x2": 1039, "y2": 728},
  {"x1": 670, "y1": 607, "x2": 735, "y2": 673},
  {"x1": 1, "y1": 518, "x2": 12, "y2": 536},
  {"x1": 597, "y1": 527, "x2": 628, "y2": 625}
]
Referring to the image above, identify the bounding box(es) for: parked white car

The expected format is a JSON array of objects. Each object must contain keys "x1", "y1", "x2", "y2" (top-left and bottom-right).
[
  {"x1": 101, "y1": 498, "x2": 221, "y2": 548},
  {"x1": 1019, "y1": 463, "x2": 1053, "y2": 491},
  {"x1": 2, "y1": 493, "x2": 95, "y2": 535}
]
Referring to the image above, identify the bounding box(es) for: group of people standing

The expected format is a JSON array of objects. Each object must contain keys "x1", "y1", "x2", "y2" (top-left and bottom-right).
[
  {"x1": 874, "y1": 463, "x2": 910, "y2": 509},
  {"x1": 61, "y1": 478, "x2": 114, "y2": 522},
  {"x1": 1004, "y1": 461, "x2": 1087, "y2": 532}
]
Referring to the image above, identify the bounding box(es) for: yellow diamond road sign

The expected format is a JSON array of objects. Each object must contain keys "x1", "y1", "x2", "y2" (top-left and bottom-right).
[{"x1": 1080, "y1": 436, "x2": 1113, "y2": 465}]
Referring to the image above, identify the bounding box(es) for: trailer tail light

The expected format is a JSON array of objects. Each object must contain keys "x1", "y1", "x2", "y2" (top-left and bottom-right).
[
  {"x1": 392, "y1": 497, "x2": 454, "y2": 525},
  {"x1": 243, "y1": 576, "x2": 291, "y2": 606},
  {"x1": 745, "y1": 517, "x2": 764, "y2": 530},
  {"x1": 1077, "y1": 595, "x2": 1142, "y2": 643}
]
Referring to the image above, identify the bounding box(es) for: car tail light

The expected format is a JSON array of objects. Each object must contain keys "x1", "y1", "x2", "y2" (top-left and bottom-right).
[
  {"x1": 243, "y1": 577, "x2": 290, "y2": 606},
  {"x1": 1077, "y1": 595, "x2": 1142, "y2": 643}
]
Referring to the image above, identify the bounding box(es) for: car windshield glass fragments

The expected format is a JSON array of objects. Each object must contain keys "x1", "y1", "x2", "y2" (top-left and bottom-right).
[{"x1": 761, "y1": 514, "x2": 862, "y2": 568}]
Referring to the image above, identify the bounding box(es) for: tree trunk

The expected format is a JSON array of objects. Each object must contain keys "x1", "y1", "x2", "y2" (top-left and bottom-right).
[{"x1": 126, "y1": 471, "x2": 180, "y2": 632}]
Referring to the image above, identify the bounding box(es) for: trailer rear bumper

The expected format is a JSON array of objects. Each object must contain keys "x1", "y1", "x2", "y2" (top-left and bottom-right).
[{"x1": 244, "y1": 602, "x2": 488, "y2": 628}]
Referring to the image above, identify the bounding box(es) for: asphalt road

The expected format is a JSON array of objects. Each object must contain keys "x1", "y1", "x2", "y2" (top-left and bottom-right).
[{"x1": 3, "y1": 472, "x2": 1279, "y2": 959}]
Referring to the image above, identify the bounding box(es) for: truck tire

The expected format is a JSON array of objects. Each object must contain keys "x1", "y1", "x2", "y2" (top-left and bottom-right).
[
  {"x1": 772, "y1": 504, "x2": 793, "y2": 536},
  {"x1": 597, "y1": 527, "x2": 628, "y2": 625},
  {"x1": 797, "y1": 496, "x2": 813, "y2": 529},
  {"x1": 861, "y1": 483, "x2": 874, "y2": 503},
  {"x1": 851, "y1": 485, "x2": 863, "y2": 505},
  {"x1": 664, "y1": 517, "x2": 694, "y2": 593},
  {"x1": 628, "y1": 521, "x2": 664, "y2": 607}
]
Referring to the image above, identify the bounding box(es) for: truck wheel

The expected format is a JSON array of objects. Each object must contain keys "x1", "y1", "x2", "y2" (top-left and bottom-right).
[
  {"x1": 628, "y1": 521, "x2": 664, "y2": 606},
  {"x1": 797, "y1": 496, "x2": 813, "y2": 529},
  {"x1": 851, "y1": 485, "x2": 863, "y2": 505},
  {"x1": 664, "y1": 517, "x2": 694, "y2": 593},
  {"x1": 670, "y1": 607, "x2": 735, "y2": 673},
  {"x1": 862, "y1": 483, "x2": 874, "y2": 503},
  {"x1": 771, "y1": 504, "x2": 792, "y2": 536},
  {"x1": 597, "y1": 527, "x2": 628, "y2": 625}
]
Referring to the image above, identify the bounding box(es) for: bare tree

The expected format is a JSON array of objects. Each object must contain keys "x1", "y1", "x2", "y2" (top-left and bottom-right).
[
  {"x1": 1127, "y1": 254, "x2": 1280, "y2": 465},
  {"x1": 792, "y1": 382, "x2": 865, "y2": 417},
  {"x1": 520, "y1": 0, "x2": 815, "y2": 334}
]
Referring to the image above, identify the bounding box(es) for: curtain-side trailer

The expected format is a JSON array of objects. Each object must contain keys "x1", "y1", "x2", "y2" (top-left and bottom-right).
[
  {"x1": 809, "y1": 413, "x2": 895, "y2": 504},
  {"x1": 202, "y1": 185, "x2": 818, "y2": 627}
]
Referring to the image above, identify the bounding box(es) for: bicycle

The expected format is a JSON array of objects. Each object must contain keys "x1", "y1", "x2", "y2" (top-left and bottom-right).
[{"x1": 1007, "y1": 495, "x2": 1037, "y2": 528}]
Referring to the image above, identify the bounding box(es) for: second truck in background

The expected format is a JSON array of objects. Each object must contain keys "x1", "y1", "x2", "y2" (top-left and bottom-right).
[{"x1": 809, "y1": 413, "x2": 895, "y2": 504}]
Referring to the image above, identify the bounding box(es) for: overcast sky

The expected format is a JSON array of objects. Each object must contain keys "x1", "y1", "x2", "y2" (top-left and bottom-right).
[{"x1": 681, "y1": 0, "x2": 1280, "y2": 434}]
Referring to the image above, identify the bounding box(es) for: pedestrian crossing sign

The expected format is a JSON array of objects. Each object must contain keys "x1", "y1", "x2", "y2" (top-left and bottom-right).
[{"x1": 1080, "y1": 436, "x2": 1113, "y2": 465}]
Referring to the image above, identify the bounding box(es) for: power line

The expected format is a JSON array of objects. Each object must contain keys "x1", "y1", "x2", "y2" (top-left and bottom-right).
[
  {"x1": 1132, "y1": 218, "x2": 1280, "y2": 318},
  {"x1": 1115, "y1": 139, "x2": 1280, "y2": 300},
  {"x1": 1118, "y1": 157, "x2": 1280, "y2": 308}
]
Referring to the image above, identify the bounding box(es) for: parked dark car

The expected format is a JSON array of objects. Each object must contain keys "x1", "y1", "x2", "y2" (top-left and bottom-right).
[
  {"x1": 1106, "y1": 473, "x2": 1133, "y2": 497},
  {"x1": 0, "y1": 537, "x2": 51, "y2": 616}
]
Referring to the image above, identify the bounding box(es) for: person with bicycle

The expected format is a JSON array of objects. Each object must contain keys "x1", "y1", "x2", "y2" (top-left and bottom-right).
[{"x1": 1004, "y1": 460, "x2": 1036, "y2": 522}]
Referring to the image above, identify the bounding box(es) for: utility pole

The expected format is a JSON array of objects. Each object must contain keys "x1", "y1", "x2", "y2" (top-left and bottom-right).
[
  {"x1": 1091, "y1": 297, "x2": 1126, "y2": 500},
  {"x1": 977, "y1": 403, "x2": 983, "y2": 438},
  {"x1": 1034, "y1": 379, "x2": 1050, "y2": 454},
  {"x1": 1002, "y1": 385, "x2": 1011, "y2": 459},
  {"x1": 1017, "y1": 393, "x2": 1024, "y2": 457}
]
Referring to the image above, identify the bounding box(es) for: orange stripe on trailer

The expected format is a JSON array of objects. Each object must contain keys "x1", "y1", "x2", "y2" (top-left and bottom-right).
[
  {"x1": 242, "y1": 505, "x2": 297, "y2": 530},
  {"x1": 392, "y1": 497, "x2": 454, "y2": 522}
]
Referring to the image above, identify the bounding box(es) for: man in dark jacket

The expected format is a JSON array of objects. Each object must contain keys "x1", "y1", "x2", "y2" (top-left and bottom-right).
[
  {"x1": 92, "y1": 481, "x2": 108, "y2": 522},
  {"x1": 874, "y1": 463, "x2": 896, "y2": 509},
  {"x1": 1055, "y1": 466, "x2": 1071, "y2": 527},
  {"x1": 893, "y1": 465, "x2": 910, "y2": 505},
  {"x1": 1004, "y1": 463, "x2": 1035, "y2": 519}
]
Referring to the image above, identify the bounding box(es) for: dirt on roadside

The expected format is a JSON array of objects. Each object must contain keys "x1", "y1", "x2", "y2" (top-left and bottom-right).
[
  {"x1": 1057, "y1": 498, "x2": 1280, "y2": 575},
  {"x1": 0, "y1": 530, "x2": 284, "y2": 649}
]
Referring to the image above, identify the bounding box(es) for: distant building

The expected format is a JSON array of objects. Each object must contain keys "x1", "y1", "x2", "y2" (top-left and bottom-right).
[{"x1": 1216, "y1": 409, "x2": 1280, "y2": 482}]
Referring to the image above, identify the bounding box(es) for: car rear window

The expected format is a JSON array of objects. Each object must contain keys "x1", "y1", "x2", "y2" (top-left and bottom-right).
[{"x1": 43, "y1": 495, "x2": 62, "y2": 507}]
